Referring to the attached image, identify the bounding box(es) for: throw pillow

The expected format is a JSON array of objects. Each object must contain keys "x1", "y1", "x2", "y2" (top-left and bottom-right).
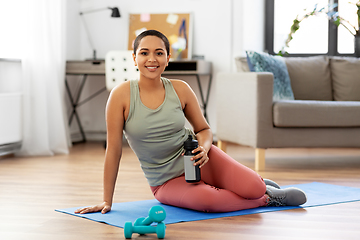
[
  {"x1": 246, "y1": 51, "x2": 294, "y2": 101},
  {"x1": 234, "y1": 56, "x2": 250, "y2": 72},
  {"x1": 284, "y1": 56, "x2": 332, "y2": 101},
  {"x1": 330, "y1": 57, "x2": 360, "y2": 101}
]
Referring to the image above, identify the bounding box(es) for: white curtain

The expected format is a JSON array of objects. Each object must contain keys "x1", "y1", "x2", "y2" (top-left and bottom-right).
[{"x1": 17, "y1": 0, "x2": 70, "y2": 156}]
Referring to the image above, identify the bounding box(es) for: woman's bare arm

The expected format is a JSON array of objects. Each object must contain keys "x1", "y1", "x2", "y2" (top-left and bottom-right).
[{"x1": 75, "y1": 82, "x2": 130, "y2": 214}]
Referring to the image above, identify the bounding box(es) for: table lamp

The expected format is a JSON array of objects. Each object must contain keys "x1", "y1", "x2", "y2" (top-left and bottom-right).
[{"x1": 79, "y1": 7, "x2": 121, "y2": 61}]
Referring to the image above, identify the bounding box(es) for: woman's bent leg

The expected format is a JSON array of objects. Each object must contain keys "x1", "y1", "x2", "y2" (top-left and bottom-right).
[
  {"x1": 151, "y1": 175, "x2": 267, "y2": 213},
  {"x1": 201, "y1": 145, "x2": 266, "y2": 199}
]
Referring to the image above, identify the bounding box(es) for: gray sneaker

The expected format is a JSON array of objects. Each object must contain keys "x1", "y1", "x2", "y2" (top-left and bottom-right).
[
  {"x1": 266, "y1": 185, "x2": 307, "y2": 206},
  {"x1": 263, "y1": 179, "x2": 280, "y2": 189}
]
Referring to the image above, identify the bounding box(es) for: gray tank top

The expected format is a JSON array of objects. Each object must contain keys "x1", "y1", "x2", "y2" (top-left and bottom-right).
[{"x1": 124, "y1": 77, "x2": 192, "y2": 186}]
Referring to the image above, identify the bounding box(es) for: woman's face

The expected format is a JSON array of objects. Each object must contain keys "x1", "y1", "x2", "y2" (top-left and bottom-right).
[{"x1": 133, "y1": 36, "x2": 170, "y2": 80}]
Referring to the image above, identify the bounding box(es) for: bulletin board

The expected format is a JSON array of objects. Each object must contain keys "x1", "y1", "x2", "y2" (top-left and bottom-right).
[{"x1": 128, "y1": 13, "x2": 193, "y2": 60}]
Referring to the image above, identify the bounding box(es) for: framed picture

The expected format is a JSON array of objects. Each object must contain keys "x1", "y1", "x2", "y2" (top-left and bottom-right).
[{"x1": 128, "y1": 13, "x2": 193, "y2": 60}]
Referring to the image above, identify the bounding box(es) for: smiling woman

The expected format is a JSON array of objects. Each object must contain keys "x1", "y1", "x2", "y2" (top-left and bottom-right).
[
  {"x1": 75, "y1": 30, "x2": 307, "y2": 215},
  {"x1": 132, "y1": 31, "x2": 170, "y2": 82}
]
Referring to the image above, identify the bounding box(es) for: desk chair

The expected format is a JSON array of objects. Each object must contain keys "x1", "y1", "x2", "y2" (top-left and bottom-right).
[
  {"x1": 104, "y1": 50, "x2": 139, "y2": 148},
  {"x1": 105, "y1": 50, "x2": 139, "y2": 91}
]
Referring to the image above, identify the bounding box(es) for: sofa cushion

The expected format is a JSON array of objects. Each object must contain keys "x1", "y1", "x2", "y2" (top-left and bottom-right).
[
  {"x1": 330, "y1": 57, "x2": 360, "y2": 101},
  {"x1": 234, "y1": 56, "x2": 250, "y2": 72},
  {"x1": 273, "y1": 100, "x2": 360, "y2": 127},
  {"x1": 284, "y1": 56, "x2": 332, "y2": 101},
  {"x1": 246, "y1": 51, "x2": 294, "y2": 101}
]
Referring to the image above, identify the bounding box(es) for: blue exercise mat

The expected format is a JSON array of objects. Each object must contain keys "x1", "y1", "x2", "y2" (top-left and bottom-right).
[{"x1": 55, "y1": 182, "x2": 360, "y2": 228}]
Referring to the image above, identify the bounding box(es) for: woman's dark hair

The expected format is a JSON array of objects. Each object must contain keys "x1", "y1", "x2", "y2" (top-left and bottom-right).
[{"x1": 133, "y1": 30, "x2": 170, "y2": 56}]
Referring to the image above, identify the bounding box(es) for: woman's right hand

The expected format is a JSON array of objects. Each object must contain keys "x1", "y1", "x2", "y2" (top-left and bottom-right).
[{"x1": 74, "y1": 202, "x2": 112, "y2": 214}]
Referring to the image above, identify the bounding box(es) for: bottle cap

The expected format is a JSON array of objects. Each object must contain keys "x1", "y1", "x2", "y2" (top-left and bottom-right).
[{"x1": 184, "y1": 135, "x2": 198, "y2": 150}]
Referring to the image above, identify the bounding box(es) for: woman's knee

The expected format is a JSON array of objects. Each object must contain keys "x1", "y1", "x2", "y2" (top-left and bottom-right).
[{"x1": 242, "y1": 177, "x2": 266, "y2": 199}]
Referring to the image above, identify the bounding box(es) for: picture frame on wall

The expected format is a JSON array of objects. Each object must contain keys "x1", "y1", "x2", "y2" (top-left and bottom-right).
[{"x1": 128, "y1": 13, "x2": 193, "y2": 60}]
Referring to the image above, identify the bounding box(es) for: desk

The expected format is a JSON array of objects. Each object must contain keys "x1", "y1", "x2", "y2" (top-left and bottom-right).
[
  {"x1": 65, "y1": 60, "x2": 106, "y2": 143},
  {"x1": 66, "y1": 60, "x2": 212, "y2": 143}
]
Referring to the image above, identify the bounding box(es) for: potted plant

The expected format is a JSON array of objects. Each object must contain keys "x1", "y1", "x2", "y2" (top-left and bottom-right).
[
  {"x1": 277, "y1": 4, "x2": 331, "y2": 56},
  {"x1": 279, "y1": 1, "x2": 360, "y2": 56},
  {"x1": 328, "y1": 1, "x2": 360, "y2": 56}
]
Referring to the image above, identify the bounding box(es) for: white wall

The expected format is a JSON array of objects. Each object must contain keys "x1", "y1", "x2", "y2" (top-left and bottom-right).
[
  {"x1": 0, "y1": 61, "x2": 22, "y2": 93},
  {"x1": 0, "y1": 61, "x2": 22, "y2": 149},
  {"x1": 66, "y1": 0, "x2": 81, "y2": 60},
  {"x1": 232, "y1": 0, "x2": 265, "y2": 67},
  {"x1": 66, "y1": 0, "x2": 264, "y2": 141}
]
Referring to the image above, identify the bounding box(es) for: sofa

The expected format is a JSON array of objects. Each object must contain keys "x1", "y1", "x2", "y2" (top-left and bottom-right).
[{"x1": 216, "y1": 53, "x2": 360, "y2": 171}]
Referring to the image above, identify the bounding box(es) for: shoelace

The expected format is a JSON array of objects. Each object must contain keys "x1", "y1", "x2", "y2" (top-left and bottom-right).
[
  {"x1": 266, "y1": 187, "x2": 286, "y2": 207},
  {"x1": 266, "y1": 196, "x2": 286, "y2": 207}
]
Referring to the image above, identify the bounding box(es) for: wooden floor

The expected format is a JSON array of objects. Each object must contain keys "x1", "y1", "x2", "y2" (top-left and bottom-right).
[{"x1": 1, "y1": 142, "x2": 360, "y2": 240}]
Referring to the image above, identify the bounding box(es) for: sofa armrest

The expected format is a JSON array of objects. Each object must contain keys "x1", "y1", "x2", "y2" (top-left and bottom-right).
[{"x1": 216, "y1": 72, "x2": 274, "y2": 148}]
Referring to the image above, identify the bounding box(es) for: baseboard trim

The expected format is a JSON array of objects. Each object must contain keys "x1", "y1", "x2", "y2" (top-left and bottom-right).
[
  {"x1": 0, "y1": 141, "x2": 22, "y2": 156},
  {"x1": 70, "y1": 131, "x2": 107, "y2": 142}
]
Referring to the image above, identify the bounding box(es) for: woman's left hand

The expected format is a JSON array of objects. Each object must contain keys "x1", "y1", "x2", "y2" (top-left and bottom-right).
[{"x1": 191, "y1": 146, "x2": 209, "y2": 168}]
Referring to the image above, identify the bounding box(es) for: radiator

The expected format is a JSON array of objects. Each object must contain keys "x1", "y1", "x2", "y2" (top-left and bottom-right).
[{"x1": 0, "y1": 92, "x2": 22, "y2": 156}]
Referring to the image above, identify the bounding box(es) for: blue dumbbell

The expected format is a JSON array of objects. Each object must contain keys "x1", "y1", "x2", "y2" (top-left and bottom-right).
[
  {"x1": 134, "y1": 206, "x2": 166, "y2": 226},
  {"x1": 124, "y1": 221, "x2": 166, "y2": 239}
]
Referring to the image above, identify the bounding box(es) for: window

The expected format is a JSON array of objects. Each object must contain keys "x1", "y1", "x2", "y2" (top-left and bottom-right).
[
  {"x1": 337, "y1": 0, "x2": 359, "y2": 53},
  {"x1": 0, "y1": 1, "x2": 26, "y2": 59},
  {"x1": 266, "y1": 0, "x2": 358, "y2": 56}
]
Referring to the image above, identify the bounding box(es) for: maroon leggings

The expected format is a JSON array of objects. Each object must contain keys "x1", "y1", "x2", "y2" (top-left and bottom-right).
[{"x1": 150, "y1": 145, "x2": 267, "y2": 212}]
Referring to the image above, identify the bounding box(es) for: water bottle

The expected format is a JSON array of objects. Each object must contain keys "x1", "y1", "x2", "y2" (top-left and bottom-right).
[{"x1": 183, "y1": 135, "x2": 201, "y2": 183}]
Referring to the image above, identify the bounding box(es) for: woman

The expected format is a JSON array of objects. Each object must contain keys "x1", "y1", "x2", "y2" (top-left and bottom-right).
[{"x1": 75, "y1": 30, "x2": 306, "y2": 214}]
